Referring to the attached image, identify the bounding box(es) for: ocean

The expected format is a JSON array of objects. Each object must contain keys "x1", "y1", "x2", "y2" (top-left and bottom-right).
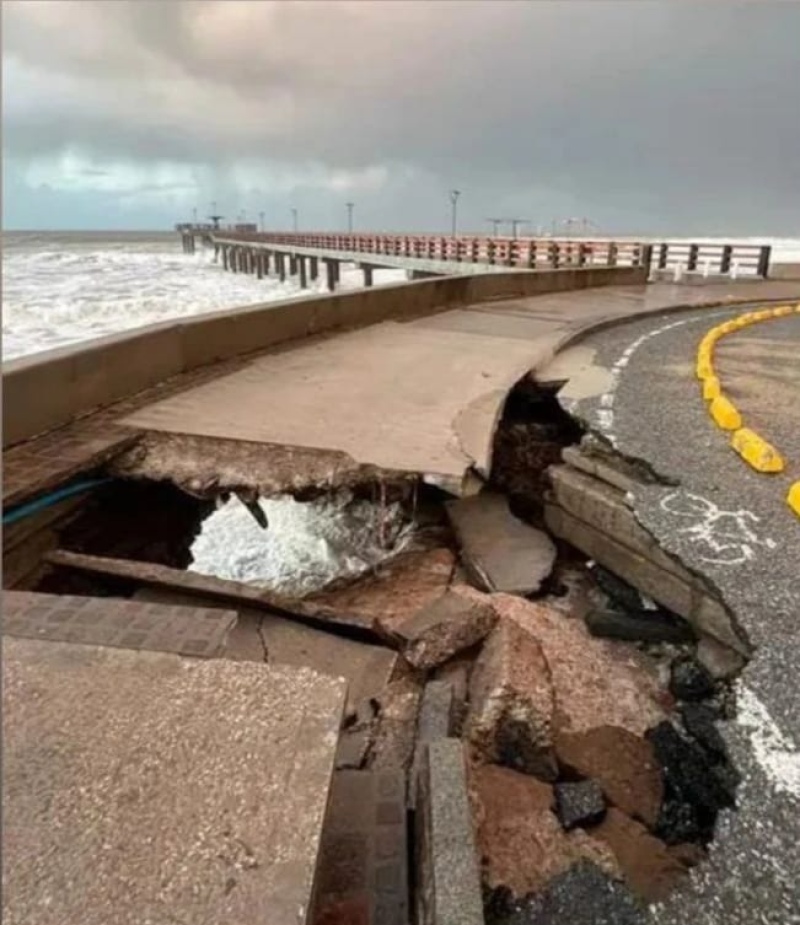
[{"x1": 1, "y1": 230, "x2": 406, "y2": 361}]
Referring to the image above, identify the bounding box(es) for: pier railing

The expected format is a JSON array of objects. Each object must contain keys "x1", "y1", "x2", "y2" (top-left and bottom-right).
[{"x1": 205, "y1": 232, "x2": 772, "y2": 277}]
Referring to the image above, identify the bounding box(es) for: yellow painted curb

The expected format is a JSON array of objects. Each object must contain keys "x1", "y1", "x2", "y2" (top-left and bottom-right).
[
  {"x1": 788, "y1": 482, "x2": 800, "y2": 517},
  {"x1": 710, "y1": 395, "x2": 742, "y2": 430},
  {"x1": 731, "y1": 428, "x2": 785, "y2": 473},
  {"x1": 702, "y1": 376, "x2": 721, "y2": 401},
  {"x1": 696, "y1": 356, "x2": 713, "y2": 381}
]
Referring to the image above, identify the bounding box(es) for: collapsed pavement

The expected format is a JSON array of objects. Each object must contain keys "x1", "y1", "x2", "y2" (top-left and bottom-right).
[{"x1": 4, "y1": 372, "x2": 755, "y2": 925}]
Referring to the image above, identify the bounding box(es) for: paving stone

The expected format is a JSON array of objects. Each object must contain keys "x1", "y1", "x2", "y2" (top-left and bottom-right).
[
  {"x1": 494, "y1": 860, "x2": 646, "y2": 925},
  {"x1": 446, "y1": 492, "x2": 557, "y2": 595},
  {"x1": 469, "y1": 763, "x2": 620, "y2": 900},
  {"x1": 591, "y1": 808, "x2": 688, "y2": 904},
  {"x1": 2, "y1": 431, "x2": 139, "y2": 509},
  {"x1": 554, "y1": 726, "x2": 664, "y2": 829},
  {"x1": 584, "y1": 608, "x2": 694, "y2": 644},
  {"x1": 312, "y1": 769, "x2": 408, "y2": 925},
  {"x1": 554, "y1": 781, "x2": 606, "y2": 831},
  {"x1": 466, "y1": 618, "x2": 557, "y2": 780},
  {"x1": 3, "y1": 637, "x2": 345, "y2": 925},
  {"x1": 415, "y1": 740, "x2": 484, "y2": 925},
  {"x1": 391, "y1": 586, "x2": 497, "y2": 670},
  {"x1": 2, "y1": 590, "x2": 236, "y2": 658}
]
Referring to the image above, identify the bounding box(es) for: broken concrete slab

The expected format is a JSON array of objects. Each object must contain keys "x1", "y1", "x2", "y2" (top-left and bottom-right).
[
  {"x1": 591, "y1": 808, "x2": 688, "y2": 904},
  {"x1": 561, "y1": 443, "x2": 639, "y2": 495},
  {"x1": 466, "y1": 617, "x2": 558, "y2": 780},
  {"x1": 415, "y1": 740, "x2": 484, "y2": 925},
  {"x1": 554, "y1": 726, "x2": 664, "y2": 829},
  {"x1": 544, "y1": 466, "x2": 751, "y2": 656},
  {"x1": 468, "y1": 763, "x2": 620, "y2": 899},
  {"x1": 2, "y1": 637, "x2": 346, "y2": 925},
  {"x1": 554, "y1": 780, "x2": 606, "y2": 832},
  {"x1": 46, "y1": 548, "x2": 385, "y2": 641},
  {"x1": 446, "y1": 491, "x2": 557, "y2": 595},
  {"x1": 392, "y1": 585, "x2": 497, "y2": 670},
  {"x1": 695, "y1": 635, "x2": 746, "y2": 680},
  {"x1": 306, "y1": 547, "x2": 456, "y2": 639},
  {"x1": 133, "y1": 587, "x2": 398, "y2": 717},
  {"x1": 493, "y1": 595, "x2": 666, "y2": 738}
]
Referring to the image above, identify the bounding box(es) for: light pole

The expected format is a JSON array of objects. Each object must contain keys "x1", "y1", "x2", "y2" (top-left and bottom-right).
[
  {"x1": 486, "y1": 218, "x2": 503, "y2": 237},
  {"x1": 192, "y1": 207, "x2": 197, "y2": 225},
  {"x1": 346, "y1": 202, "x2": 354, "y2": 234},
  {"x1": 291, "y1": 208, "x2": 298, "y2": 233},
  {"x1": 259, "y1": 211, "x2": 265, "y2": 232},
  {"x1": 449, "y1": 189, "x2": 461, "y2": 237}
]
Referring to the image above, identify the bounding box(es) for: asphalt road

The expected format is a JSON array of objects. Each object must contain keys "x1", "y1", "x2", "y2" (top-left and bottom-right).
[{"x1": 568, "y1": 303, "x2": 800, "y2": 925}]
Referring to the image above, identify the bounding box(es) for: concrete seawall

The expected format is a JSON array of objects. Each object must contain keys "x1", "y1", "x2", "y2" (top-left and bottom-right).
[{"x1": 3, "y1": 265, "x2": 644, "y2": 448}]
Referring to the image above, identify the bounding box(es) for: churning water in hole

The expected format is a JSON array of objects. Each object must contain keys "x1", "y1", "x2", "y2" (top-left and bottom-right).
[{"x1": 189, "y1": 490, "x2": 419, "y2": 597}]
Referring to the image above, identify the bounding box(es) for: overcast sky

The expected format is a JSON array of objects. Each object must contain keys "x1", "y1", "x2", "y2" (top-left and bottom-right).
[{"x1": 3, "y1": 0, "x2": 799, "y2": 235}]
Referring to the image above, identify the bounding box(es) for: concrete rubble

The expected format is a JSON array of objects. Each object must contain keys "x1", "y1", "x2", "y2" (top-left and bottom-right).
[
  {"x1": 446, "y1": 491, "x2": 557, "y2": 595},
  {"x1": 466, "y1": 616, "x2": 558, "y2": 780},
  {"x1": 393, "y1": 585, "x2": 497, "y2": 670},
  {"x1": 8, "y1": 417, "x2": 757, "y2": 924}
]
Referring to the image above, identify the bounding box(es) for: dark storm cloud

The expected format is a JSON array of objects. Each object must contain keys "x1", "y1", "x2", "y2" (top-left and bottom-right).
[{"x1": 3, "y1": 0, "x2": 799, "y2": 232}]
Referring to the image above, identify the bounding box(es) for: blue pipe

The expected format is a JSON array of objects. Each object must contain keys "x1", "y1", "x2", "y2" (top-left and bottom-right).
[{"x1": 3, "y1": 478, "x2": 112, "y2": 527}]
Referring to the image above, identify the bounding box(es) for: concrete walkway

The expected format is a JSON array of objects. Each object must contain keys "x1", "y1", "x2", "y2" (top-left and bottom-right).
[
  {"x1": 121, "y1": 281, "x2": 800, "y2": 497},
  {"x1": 2, "y1": 636, "x2": 346, "y2": 925},
  {"x1": 547, "y1": 304, "x2": 800, "y2": 924}
]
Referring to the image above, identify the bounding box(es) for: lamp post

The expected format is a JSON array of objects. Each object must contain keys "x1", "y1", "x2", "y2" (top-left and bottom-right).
[
  {"x1": 291, "y1": 208, "x2": 298, "y2": 233},
  {"x1": 449, "y1": 189, "x2": 461, "y2": 237},
  {"x1": 259, "y1": 211, "x2": 265, "y2": 232},
  {"x1": 346, "y1": 201, "x2": 354, "y2": 234}
]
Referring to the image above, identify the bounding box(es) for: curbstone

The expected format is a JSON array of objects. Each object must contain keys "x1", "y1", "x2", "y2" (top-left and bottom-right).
[
  {"x1": 788, "y1": 482, "x2": 800, "y2": 518},
  {"x1": 409, "y1": 680, "x2": 458, "y2": 809},
  {"x1": 414, "y1": 739, "x2": 485, "y2": 925},
  {"x1": 709, "y1": 394, "x2": 742, "y2": 431},
  {"x1": 702, "y1": 375, "x2": 720, "y2": 401},
  {"x1": 730, "y1": 428, "x2": 785, "y2": 474}
]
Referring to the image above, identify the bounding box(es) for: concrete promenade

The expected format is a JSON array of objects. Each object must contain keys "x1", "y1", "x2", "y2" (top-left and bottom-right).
[
  {"x1": 121, "y1": 280, "x2": 800, "y2": 497},
  {"x1": 5, "y1": 278, "x2": 800, "y2": 512}
]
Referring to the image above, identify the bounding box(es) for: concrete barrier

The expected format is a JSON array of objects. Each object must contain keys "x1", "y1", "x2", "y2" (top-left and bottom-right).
[{"x1": 2, "y1": 266, "x2": 645, "y2": 448}]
